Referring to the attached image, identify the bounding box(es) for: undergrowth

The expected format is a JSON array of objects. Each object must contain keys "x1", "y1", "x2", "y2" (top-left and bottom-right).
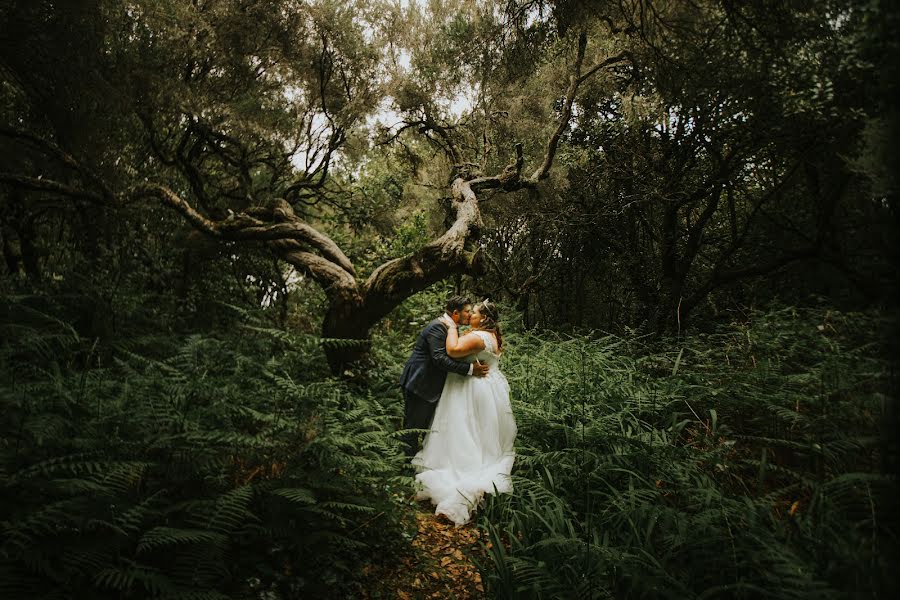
[
  {"x1": 475, "y1": 306, "x2": 897, "y2": 599},
  {"x1": 0, "y1": 296, "x2": 411, "y2": 599},
  {"x1": 1, "y1": 292, "x2": 895, "y2": 599}
]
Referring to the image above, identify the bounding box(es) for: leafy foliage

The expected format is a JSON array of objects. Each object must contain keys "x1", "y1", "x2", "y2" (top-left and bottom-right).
[
  {"x1": 0, "y1": 296, "x2": 410, "y2": 599},
  {"x1": 1, "y1": 284, "x2": 894, "y2": 599},
  {"x1": 0, "y1": 2, "x2": 896, "y2": 598},
  {"x1": 473, "y1": 305, "x2": 897, "y2": 599}
]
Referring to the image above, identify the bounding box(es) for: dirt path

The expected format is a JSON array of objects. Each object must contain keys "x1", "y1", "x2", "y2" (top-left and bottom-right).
[{"x1": 359, "y1": 500, "x2": 489, "y2": 599}]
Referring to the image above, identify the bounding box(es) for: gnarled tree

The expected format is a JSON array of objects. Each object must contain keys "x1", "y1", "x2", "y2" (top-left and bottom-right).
[{"x1": 0, "y1": 0, "x2": 631, "y2": 371}]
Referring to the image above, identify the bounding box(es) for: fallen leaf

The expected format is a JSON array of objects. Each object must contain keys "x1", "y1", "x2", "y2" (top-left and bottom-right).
[
  {"x1": 440, "y1": 556, "x2": 452, "y2": 567},
  {"x1": 397, "y1": 591, "x2": 411, "y2": 600},
  {"x1": 452, "y1": 549, "x2": 464, "y2": 561}
]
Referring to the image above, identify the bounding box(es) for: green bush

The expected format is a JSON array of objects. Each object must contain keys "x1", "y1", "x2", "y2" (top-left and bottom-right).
[
  {"x1": 474, "y1": 306, "x2": 896, "y2": 599},
  {"x1": 2, "y1": 292, "x2": 894, "y2": 599},
  {"x1": 0, "y1": 297, "x2": 410, "y2": 599}
]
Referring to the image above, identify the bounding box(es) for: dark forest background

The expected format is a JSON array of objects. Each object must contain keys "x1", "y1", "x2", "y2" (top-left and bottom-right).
[{"x1": 2, "y1": 1, "x2": 898, "y2": 598}]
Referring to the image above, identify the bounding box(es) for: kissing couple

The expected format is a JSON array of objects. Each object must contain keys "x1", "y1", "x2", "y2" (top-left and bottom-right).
[{"x1": 399, "y1": 295, "x2": 517, "y2": 526}]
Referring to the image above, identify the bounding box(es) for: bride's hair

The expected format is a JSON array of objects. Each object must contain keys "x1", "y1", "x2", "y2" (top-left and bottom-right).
[{"x1": 475, "y1": 299, "x2": 503, "y2": 353}]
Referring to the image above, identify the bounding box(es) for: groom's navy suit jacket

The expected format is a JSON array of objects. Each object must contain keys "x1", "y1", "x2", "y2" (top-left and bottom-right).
[{"x1": 400, "y1": 319, "x2": 471, "y2": 404}]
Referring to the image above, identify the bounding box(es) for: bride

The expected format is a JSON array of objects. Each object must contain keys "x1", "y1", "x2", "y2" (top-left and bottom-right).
[{"x1": 412, "y1": 299, "x2": 517, "y2": 526}]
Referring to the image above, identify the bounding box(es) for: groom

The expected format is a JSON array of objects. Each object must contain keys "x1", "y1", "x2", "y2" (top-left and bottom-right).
[{"x1": 400, "y1": 295, "x2": 489, "y2": 458}]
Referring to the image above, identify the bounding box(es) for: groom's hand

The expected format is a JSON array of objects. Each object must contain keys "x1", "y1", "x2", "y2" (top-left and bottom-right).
[{"x1": 472, "y1": 360, "x2": 489, "y2": 377}]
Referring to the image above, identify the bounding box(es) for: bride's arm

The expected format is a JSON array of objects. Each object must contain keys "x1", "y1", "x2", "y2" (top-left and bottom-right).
[{"x1": 446, "y1": 327, "x2": 485, "y2": 358}]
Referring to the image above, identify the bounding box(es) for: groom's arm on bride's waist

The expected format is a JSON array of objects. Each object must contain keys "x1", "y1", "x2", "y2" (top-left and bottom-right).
[{"x1": 425, "y1": 323, "x2": 472, "y2": 376}]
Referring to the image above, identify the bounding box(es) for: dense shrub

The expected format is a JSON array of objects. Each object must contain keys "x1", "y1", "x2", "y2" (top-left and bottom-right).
[
  {"x1": 0, "y1": 297, "x2": 410, "y2": 599},
  {"x1": 2, "y1": 291, "x2": 894, "y2": 599},
  {"x1": 476, "y1": 306, "x2": 896, "y2": 599}
]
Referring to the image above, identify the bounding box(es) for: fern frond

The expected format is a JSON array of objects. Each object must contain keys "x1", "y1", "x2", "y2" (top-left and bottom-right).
[
  {"x1": 137, "y1": 527, "x2": 228, "y2": 554},
  {"x1": 270, "y1": 487, "x2": 317, "y2": 505}
]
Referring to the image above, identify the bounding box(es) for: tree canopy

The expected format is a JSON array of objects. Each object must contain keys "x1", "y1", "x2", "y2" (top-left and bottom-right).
[{"x1": 1, "y1": 0, "x2": 896, "y2": 364}]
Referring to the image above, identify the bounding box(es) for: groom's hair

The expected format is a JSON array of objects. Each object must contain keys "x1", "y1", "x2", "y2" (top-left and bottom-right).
[{"x1": 444, "y1": 295, "x2": 471, "y2": 314}]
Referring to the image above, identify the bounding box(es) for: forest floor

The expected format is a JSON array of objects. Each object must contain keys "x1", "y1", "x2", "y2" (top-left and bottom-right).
[{"x1": 358, "y1": 497, "x2": 488, "y2": 599}]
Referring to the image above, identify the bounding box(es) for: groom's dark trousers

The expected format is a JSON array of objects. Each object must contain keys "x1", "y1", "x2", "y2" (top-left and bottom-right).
[{"x1": 400, "y1": 319, "x2": 471, "y2": 458}]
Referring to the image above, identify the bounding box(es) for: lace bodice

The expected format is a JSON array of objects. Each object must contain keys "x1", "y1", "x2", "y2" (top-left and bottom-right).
[{"x1": 467, "y1": 330, "x2": 501, "y2": 367}]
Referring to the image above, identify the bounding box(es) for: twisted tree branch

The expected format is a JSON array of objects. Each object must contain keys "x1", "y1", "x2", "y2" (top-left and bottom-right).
[
  {"x1": 128, "y1": 184, "x2": 355, "y2": 276},
  {"x1": 529, "y1": 33, "x2": 631, "y2": 182},
  {"x1": 0, "y1": 126, "x2": 116, "y2": 199},
  {"x1": 0, "y1": 172, "x2": 105, "y2": 203}
]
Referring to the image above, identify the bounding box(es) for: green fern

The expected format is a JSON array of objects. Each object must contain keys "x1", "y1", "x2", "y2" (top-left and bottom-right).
[
  {"x1": 476, "y1": 307, "x2": 895, "y2": 599},
  {"x1": 1, "y1": 296, "x2": 409, "y2": 599}
]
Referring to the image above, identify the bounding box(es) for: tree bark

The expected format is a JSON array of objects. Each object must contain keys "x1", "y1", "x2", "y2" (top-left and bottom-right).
[{"x1": 1, "y1": 33, "x2": 629, "y2": 374}]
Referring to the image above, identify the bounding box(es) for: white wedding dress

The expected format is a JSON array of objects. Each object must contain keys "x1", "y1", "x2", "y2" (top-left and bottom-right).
[{"x1": 412, "y1": 330, "x2": 517, "y2": 526}]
